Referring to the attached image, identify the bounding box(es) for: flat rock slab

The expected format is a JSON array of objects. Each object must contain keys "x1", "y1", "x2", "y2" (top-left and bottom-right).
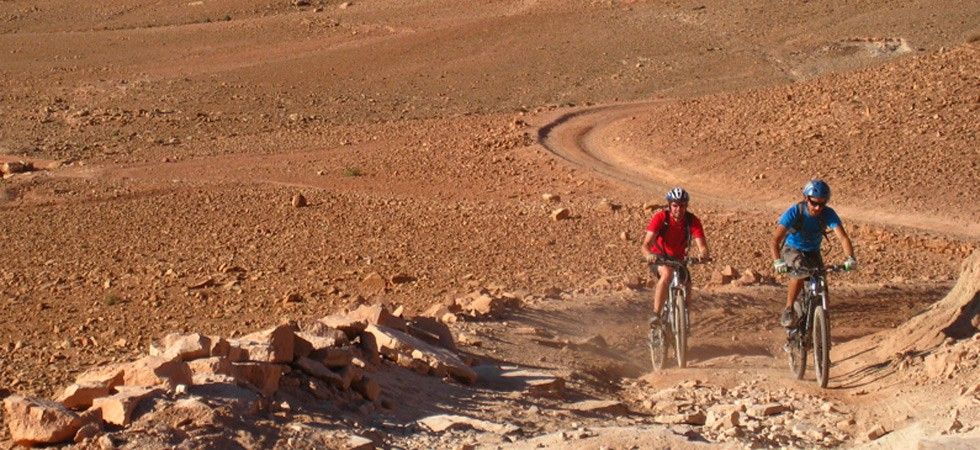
[
  {"x1": 566, "y1": 400, "x2": 630, "y2": 416},
  {"x1": 365, "y1": 324, "x2": 476, "y2": 384},
  {"x1": 55, "y1": 383, "x2": 112, "y2": 410},
  {"x1": 417, "y1": 414, "x2": 519, "y2": 435}
]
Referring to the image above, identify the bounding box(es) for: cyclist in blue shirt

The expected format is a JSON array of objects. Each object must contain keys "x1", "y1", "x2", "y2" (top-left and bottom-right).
[{"x1": 770, "y1": 179, "x2": 856, "y2": 327}]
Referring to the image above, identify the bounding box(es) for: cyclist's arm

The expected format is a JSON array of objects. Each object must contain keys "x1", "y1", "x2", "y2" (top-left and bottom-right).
[
  {"x1": 641, "y1": 231, "x2": 657, "y2": 260},
  {"x1": 771, "y1": 224, "x2": 789, "y2": 260},
  {"x1": 694, "y1": 237, "x2": 709, "y2": 260},
  {"x1": 832, "y1": 225, "x2": 855, "y2": 260}
]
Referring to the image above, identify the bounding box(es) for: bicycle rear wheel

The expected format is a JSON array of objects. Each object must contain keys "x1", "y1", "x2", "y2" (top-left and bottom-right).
[
  {"x1": 673, "y1": 288, "x2": 688, "y2": 368},
  {"x1": 813, "y1": 306, "x2": 831, "y2": 388}
]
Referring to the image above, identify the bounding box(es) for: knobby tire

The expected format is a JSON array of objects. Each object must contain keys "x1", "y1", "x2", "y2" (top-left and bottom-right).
[
  {"x1": 674, "y1": 288, "x2": 688, "y2": 368},
  {"x1": 813, "y1": 306, "x2": 831, "y2": 388}
]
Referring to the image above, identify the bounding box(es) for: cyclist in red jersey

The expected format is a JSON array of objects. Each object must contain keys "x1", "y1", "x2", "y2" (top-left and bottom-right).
[{"x1": 641, "y1": 187, "x2": 711, "y2": 330}]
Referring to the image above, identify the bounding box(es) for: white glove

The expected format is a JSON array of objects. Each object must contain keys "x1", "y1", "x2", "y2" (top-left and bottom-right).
[{"x1": 773, "y1": 259, "x2": 789, "y2": 274}]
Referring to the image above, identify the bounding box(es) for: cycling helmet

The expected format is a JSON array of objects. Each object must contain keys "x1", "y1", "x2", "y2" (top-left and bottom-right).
[
  {"x1": 665, "y1": 187, "x2": 690, "y2": 203},
  {"x1": 802, "y1": 179, "x2": 831, "y2": 200}
]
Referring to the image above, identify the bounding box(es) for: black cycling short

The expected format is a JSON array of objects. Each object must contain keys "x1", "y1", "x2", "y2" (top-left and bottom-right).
[{"x1": 781, "y1": 246, "x2": 823, "y2": 278}]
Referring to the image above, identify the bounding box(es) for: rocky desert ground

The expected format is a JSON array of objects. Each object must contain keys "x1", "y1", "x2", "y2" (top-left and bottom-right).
[{"x1": 0, "y1": 0, "x2": 978, "y2": 448}]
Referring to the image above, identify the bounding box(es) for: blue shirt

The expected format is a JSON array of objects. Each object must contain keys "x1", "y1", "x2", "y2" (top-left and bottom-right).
[{"x1": 778, "y1": 203, "x2": 842, "y2": 252}]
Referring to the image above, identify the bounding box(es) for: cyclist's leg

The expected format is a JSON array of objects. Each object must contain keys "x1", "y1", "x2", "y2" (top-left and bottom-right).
[
  {"x1": 781, "y1": 246, "x2": 806, "y2": 326},
  {"x1": 653, "y1": 264, "x2": 674, "y2": 317}
]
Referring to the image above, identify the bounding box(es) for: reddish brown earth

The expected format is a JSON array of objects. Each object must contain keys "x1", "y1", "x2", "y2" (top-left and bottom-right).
[{"x1": 0, "y1": 0, "x2": 978, "y2": 448}]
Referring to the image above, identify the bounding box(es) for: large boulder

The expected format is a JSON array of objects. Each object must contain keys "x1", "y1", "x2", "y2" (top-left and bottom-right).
[
  {"x1": 233, "y1": 324, "x2": 296, "y2": 363},
  {"x1": 3, "y1": 395, "x2": 83, "y2": 446},
  {"x1": 231, "y1": 362, "x2": 285, "y2": 397},
  {"x1": 119, "y1": 356, "x2": 193, "y2": 389}
]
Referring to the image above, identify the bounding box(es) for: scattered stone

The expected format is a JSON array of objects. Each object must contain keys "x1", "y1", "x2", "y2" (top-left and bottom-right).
[
  {"x1": 550, "y1": 208, "x2": 570, "y2": 221},
  {"x1": 422, "y1": 303, "x2": 458, "y2": 324},
  {"x1": 707, "y1": 407, "x2": 740, "y2": 429},
  {"x1": 711, "y1": 270, "x2": 733, "y2": 285},
  {"x1": 736, "y1": 269, "x2": 761, "y2": 285},
  {"x1": 542, "y1": 193, "x2": 560, "y2": 203},
  {"x1": 385, "y1": 274, "x2": 413, "y2": 285},
  {"x1": 597, "y1": 198, "x2": 621, "y2": 212},
  {"x1": 866, "y1": 424, "x2": 888, "y2": 440},
  {"x1": 291, "y1": 193, "x2": 307, "y2": 208},
  {"x1": 358, "y1": 272, "x2": 387, "y2": 296},
  {"x1": 1, "y1": 161, "x2": 32, "y2": 175}
]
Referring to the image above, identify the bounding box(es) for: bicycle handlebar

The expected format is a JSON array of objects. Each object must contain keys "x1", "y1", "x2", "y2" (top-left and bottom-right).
[
  {"x1": 646, "y1": 255, "x2": 710, "y2": 267},
  {"x1": 787, "y1": 264, "x2": 847, "y2": 277}
]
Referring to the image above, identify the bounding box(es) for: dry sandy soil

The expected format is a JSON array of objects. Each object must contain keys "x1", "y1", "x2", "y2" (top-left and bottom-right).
[{"x1": 1, "y1": 0, "x2": 978, "y2": 448}]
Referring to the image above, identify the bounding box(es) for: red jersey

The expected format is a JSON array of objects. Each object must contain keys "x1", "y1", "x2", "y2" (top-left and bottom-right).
[{"x1": 645, "y1": 210, "x2": 705, "y2": 258}]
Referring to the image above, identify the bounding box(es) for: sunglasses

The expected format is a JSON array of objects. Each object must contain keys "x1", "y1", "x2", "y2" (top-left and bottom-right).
[{"x1": 807, "y1": 197, "x2": 827, "y2": 208}]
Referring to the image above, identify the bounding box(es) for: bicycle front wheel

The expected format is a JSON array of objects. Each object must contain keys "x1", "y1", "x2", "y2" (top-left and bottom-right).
[
  {"x1": 813, "y1": 306, "x2": 831, "y2": 388},
  {"x1": 649, "y1": 324, "x2": 667, "y2": 371},
  {"x1": 673, "y1": 288, "x2": 688, "y2": 368}
]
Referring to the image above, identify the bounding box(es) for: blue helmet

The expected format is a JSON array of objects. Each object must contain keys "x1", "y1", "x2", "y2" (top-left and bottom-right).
[
  {"x1": 802, "y1": 179, "x2": 831, "y2": 200},
  {"x1": 665, "y1": 187, "x2": 689, "y2": 203}
]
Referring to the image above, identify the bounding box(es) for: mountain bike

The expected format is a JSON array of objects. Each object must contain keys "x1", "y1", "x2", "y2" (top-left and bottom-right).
[
  {"x1": 648, "y1": 256, "x2": 705, "y2": 370},
  {"x1": 785, "y1": 264, "x2": 846, "y2": 388}
]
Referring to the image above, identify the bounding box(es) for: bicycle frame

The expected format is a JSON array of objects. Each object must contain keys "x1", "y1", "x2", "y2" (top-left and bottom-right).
[
  {"x1": 796, "y1": 274, "x2": 827, "y2": 345},
  {"x1": 667, "y1": 267, "x2": 691, "y2": 331}
]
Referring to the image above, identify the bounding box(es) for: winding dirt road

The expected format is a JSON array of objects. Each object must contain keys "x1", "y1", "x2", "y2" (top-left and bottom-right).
[{"x1": 537, "y1": 103, "x2": 980, "y2": 240}]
